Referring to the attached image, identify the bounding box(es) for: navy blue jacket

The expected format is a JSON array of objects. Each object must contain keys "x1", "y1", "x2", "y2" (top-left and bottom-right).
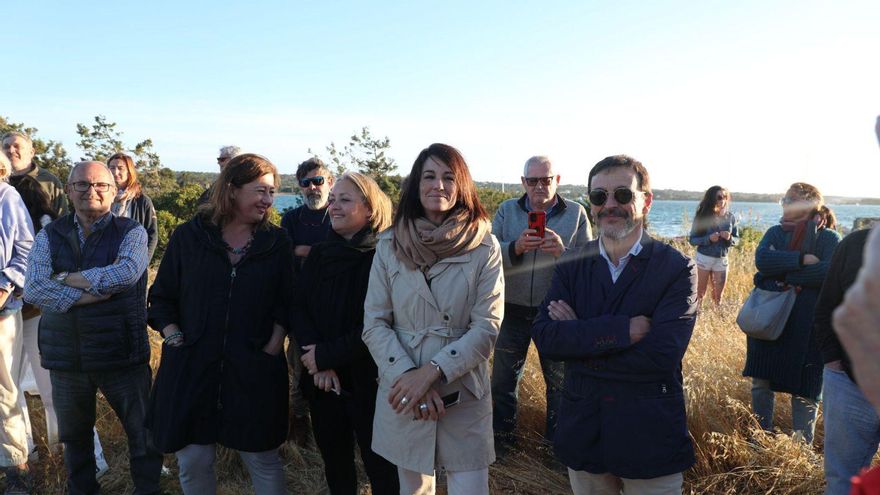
[
  {"x1": 742, "y1": 224, "x2": 840, "y2": 399},
  {"x1": 532, "y1": 234, "x2": 697, "y2": 479},
  {"x1": 39, "y1": 214, "x2": 149, "y2": 371}
]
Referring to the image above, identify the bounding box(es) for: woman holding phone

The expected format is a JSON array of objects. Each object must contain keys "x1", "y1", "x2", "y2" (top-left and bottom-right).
[
  {"x1": 362, "y1": 143, "x2": 504, "y2": 495},
  {"x1": 688, "y1": 185, "x2": 738, "y2": 305},
  {"x1": 293, "y1": 172, "x2": 398, "y2": 494}
]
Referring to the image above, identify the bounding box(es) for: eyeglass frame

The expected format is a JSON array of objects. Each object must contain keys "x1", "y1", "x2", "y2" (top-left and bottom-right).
[
  {"x1": 588, "y1": 187, "x2": 645, "y2": 206},
  {"x1": 70, "y1": 181, "x2": 114, "y2": 193},
  {"x1": 299, "y1": 176, "x2": 326, "y2": 188},
  {"x1": 523, "y1": 176, "x2": 555, "y2": 187}
]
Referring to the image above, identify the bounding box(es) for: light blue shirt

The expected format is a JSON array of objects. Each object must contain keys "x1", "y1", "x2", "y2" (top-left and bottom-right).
[
  {"x1": 0, "y1": 182, "x2": 35, "y2": 314},
  {"x1": 598, "y1": 228, "x2": 644, "y2": 283}
]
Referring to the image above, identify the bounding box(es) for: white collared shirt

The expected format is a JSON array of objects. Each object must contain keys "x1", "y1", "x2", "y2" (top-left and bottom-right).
[{"x1": 598, "y1": 229, "x2": 644, "y2": 283}]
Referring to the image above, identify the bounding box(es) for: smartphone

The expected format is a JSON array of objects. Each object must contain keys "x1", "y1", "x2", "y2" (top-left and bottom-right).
[{"x1": 528, "y1": 211, "x2": 546, "y2": 238}]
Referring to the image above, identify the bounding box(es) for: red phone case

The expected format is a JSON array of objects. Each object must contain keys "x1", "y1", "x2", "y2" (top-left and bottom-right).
[{"x1": 528, "y1": 211, "x2": 546, "y2": 238}]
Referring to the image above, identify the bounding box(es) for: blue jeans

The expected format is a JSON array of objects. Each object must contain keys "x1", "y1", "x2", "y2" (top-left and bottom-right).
[
  {"x1": 51, "y1": 364, "x2": 163, "y2": 495},
  {"x1": 822, "y1": 367, "x2": 880, "y2": 495},
  {"x1": 491, "y1": 307, "x2": 564, "y2": 442},
  {"x1": 750, "y1": 377, "x2": 818, "y2": 444}
]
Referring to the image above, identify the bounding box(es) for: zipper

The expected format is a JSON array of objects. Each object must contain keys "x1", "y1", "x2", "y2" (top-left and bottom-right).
[
  {"x1": 216, "y1": 266, "x2": 237, "y2": 410},
  {"x1": 661, "y1": 384, "x2": 668, "y2": 394}
]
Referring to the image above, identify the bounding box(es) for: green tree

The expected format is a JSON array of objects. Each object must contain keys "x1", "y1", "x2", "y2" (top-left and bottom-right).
[
  {"x1": 0, "y1": 115, "x2": 73, "y2": 181},
  {"x1": 75, "y1": 115, "x2": 171, "y2": 194},
  {"x1": 312, "y1": 127, "x2": 400, "y2": 199}
]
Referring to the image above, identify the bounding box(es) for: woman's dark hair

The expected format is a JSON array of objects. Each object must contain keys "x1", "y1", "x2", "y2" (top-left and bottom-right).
[
  {"x1": 10, "y1": 174, "x2": 57, "y2": 230},
  {"x1": 693, "y1": 185, "x2": 729, "y2": 235},
  {"x1": 199, "y1": 153, "x2": 279, "y2": 229},
  {"x1": 394, "y1": 143, "x2": 488, "y2": 226}
]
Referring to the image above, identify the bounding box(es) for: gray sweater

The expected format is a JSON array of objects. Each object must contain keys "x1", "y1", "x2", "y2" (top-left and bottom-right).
[{"x1": 492, "y1": 195, "x2": 592, "y2": 307}]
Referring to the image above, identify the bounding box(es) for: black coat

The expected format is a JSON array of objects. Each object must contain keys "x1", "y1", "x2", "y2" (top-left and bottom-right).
[
  {"x1": 146, "y1": 214, "x2": 294, "y2": 453},
  {"x1": 814, "y1": 228, "x2": 870, "y2": 382},
  {"x1": 292, "y1": 227, "x2": 379, "y2": 398}
]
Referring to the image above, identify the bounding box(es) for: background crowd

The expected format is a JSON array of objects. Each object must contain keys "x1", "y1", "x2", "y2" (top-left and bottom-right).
[{"x1": 0, "y1": 120, "x2": 878, "y2": 494}]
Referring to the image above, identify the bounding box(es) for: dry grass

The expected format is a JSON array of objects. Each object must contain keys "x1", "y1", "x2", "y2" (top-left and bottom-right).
[{"x1": 12, "y1": 240, "x2": 879, "y2": 493}]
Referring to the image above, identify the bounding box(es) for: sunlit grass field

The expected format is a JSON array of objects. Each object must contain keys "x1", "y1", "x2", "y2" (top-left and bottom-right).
[{"x1": 14, "y1": 232, "x2": 879, "y2": 494}]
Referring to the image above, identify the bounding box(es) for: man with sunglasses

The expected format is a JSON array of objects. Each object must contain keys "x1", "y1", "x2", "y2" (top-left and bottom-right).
[
  {"x1": 279, "y1": 157, "x2": 334, "y2": 447},
  {"x1": 532, "y1": 155, "x2": 698, "y2": 494},
  {"x1": 23, "y1": 161, "x2": 162, "y2": 494},
  {"x1": 490, "y1": 155, "x2": 591, "y2": 456}
]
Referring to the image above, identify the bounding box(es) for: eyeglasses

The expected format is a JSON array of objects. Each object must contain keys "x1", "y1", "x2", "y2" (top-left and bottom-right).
[
  {"x1": 716, "y1": 194, "x2": 727, "y2": 201},
  {"x1": 217, "y1": 156, "x2": 230, "y2": 163},
  {"x1": 779, "y1": 196, "x2": 798, "y2": 206},
  {"x1": 524, "y1": 176, "x2": 554, "y2": 187},
  {"x1": 299, "y1": 176, "x2": 325, "y2": 188},
  {"x1": 588, "y1": 187, "x2": 641, "y2": 206},
  {"x1": 71, "y1": 181, "x2": 113, "y2": 193}
]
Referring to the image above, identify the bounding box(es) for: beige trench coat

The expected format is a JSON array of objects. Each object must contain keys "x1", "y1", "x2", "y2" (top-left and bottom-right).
[{"x1": 362, "y1": 230, "x2": 504, "y2": 474}]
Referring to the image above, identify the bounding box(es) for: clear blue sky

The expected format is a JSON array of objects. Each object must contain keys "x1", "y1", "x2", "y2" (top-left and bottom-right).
[{"x1": 4, "y1": 0, "x2": 879, "y2": 197}]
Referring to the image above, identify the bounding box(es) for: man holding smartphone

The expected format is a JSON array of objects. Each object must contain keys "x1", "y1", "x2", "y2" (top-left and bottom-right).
[{"x1": 490, "y1": 155, "x2": 592, "y2": 456}]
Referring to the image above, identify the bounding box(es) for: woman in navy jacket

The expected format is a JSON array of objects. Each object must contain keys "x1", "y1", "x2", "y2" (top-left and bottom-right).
[
  {"x1": 147, "y1": 154, "x2": 292, "y2": 494},
  {"x1": 742, "y1": 182, "x2": 840, "y2": 445}
]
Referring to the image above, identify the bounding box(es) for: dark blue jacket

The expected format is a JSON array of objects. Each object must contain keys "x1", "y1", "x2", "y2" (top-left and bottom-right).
[
  {"x1": 742, "y1": 224, "x2": 840, "y2": 399},
  {"x1": 39, "y1": 214, "x2": 149, "y2": 371},
  {"x1": 532, "y1": 234, "x2": 697, "y2": 479}
]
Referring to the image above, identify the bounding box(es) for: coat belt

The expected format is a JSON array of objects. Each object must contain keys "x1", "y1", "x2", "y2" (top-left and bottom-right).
[{"x1": 394, "y1": 325, "x2": 467, "y2": 348}]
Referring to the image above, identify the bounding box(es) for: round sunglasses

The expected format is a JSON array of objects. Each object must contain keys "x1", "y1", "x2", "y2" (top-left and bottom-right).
[{"x1": 588, "y1": 187, "x2": 642, "y2": 206}]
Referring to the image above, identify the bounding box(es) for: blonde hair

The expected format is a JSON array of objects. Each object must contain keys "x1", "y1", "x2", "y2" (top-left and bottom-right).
[
  {"x1": 0, "y1": 151, "x2": 9, "y2": 181},
  {"x1": 337, "y1": 171, "x2": 392, "y2": 232}
]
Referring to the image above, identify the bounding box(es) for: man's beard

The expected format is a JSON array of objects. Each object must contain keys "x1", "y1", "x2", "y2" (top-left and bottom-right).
[
  {"x1": 305, "y1": 192, "x2": 325, "y2": 210},
  {"x1": 596, "y1": 207, "x2": 639, "y2": 240}
]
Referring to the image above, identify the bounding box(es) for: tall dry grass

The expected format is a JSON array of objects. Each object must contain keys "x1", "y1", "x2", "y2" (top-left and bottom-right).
[{"x1": 13, "y1": 236, "x2": 879, "y2": 494}]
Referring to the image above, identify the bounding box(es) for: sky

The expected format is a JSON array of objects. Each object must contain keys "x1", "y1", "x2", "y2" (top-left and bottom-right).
[{"x1": 4, "y1": 1, "x2": 880, "y2": 197}]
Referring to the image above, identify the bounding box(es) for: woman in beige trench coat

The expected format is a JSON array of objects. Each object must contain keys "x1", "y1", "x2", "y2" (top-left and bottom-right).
[{"x1": 362, "y1": 143, "x2": 504, "y2": 495}]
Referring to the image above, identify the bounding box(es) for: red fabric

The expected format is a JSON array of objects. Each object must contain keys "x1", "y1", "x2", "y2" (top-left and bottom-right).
[{"x1": 850, "y1": 466, "x2": 880, "y2": 495}]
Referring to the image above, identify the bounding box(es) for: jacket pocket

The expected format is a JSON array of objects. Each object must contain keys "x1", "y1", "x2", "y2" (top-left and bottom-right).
[
  {"x1": 459, "y1": 368, "x2": 489, "y2": 400},
  {"x1": 600, "y1": 392, "x2": 689, "y2": 471}
]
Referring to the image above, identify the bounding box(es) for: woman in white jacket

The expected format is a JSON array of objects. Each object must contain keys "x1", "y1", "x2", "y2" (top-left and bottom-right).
[{"x1": 362, "y1": 143, "x2": 504, "y2": 495}]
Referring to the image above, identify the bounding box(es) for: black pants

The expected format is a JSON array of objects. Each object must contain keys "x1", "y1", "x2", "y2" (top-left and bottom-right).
[
  {"x1": 51, "y1": 364, "x2": 163, "y2": 495},
  {"x1": 310, "y1": 387, "x2": 398, "y2": 495}
]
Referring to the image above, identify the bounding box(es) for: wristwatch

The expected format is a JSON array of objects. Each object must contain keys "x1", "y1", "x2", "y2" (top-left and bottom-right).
[{"x1": 54, "y1": 271, "x2": 70, "y2": 283}]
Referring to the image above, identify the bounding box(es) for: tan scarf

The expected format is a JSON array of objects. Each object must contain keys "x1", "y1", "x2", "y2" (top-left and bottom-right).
[{"x1": 392, "y1": 209, "x2": 489, "y2": 272}]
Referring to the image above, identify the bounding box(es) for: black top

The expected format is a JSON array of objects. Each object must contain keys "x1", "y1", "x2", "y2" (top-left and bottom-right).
[
  {"x1": 146, "y1": 214, "x2": 294, "y2": 452},
  {"x1": 280, "y1": 205, "x2": 332, "y2": 272},
  {"x1": 814, "y1": 228, "x2": 871, "y2": 383},
  {"x1": 292, "y1": 226, "x2": 379, "y2": 397}
]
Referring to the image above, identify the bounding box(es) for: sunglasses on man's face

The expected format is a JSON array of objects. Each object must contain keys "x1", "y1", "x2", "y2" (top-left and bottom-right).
[
  {"x1": 589, "y1": 187, "x2": 640, "y2": 206},
  {"x1": 523, "y1": 176, "x2": 554, "y2": 187},
  {"x1": 299, "y1": 176, "x2": 326, "y2": 188},
  {"x1": 217, "y1": 156, "x2": 230, "y2": 163}
]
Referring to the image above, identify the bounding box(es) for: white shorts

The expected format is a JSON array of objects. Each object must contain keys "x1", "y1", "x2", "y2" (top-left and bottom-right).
[{"x1": 695, "y1": 251, "x2": 729, "y2": 272}]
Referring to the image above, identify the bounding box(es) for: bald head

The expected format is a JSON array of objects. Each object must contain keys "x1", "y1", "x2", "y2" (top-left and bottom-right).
[{"x1": 67, "y1": 161, "x2": 117, "y2": 219}]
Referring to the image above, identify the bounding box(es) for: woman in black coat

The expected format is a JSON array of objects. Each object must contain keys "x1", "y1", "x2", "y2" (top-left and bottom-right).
[
  {"x1": 294, "y1": 171, "x2": 398, "y2": 495},
  {"x1": 147, "y1": 154, "x2": 292, "y2": 494}
]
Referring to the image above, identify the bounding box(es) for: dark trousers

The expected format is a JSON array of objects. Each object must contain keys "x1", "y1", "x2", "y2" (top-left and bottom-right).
[
  {"x1": 310, "y1": 387, "x2": 398, "y2": 495},
  {"x1": 51, "y1": 364, "x2": 163, "y2": 495},
  {"x1": 491, "y1": 306, "x2": 564, "y2": 442}
]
